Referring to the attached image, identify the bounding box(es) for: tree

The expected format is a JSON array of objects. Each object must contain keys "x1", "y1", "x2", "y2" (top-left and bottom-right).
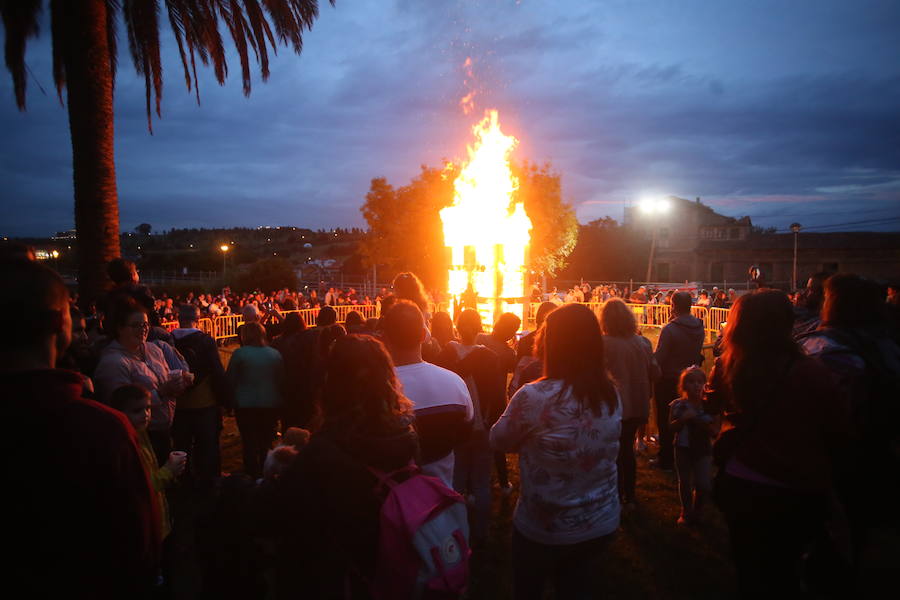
[
  {"x1": 513, "y1": 161, "x2": 578, "y2": 277},
  {"x1": 236, "y1": 256, "x2": 297, "y2": 292},
  {"x1": 359, "y1": 160, "x2": 578, "y2": 290},
  {"x1": 1, "y1": 0, "x2": 331, "y2": 307},
  {"x1": 359, "y1": 166, "x2": 456, "y2": 290},
  {"x1": 135, "y1": 223, "x2": 152, "y2": 236},
  {"x1": 560, "y1": 216, "x2": 650, "y2": 281}
]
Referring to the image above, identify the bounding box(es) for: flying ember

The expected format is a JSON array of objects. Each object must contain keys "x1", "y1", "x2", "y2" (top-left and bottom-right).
[{"x1": 441, "y1": 109, "x2": 532, "y2": 327}]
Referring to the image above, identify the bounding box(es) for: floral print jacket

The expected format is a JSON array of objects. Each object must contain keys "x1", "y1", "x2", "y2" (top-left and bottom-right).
[{"x1": 491, "y1": 378, "x2": 621, "y2": 545}]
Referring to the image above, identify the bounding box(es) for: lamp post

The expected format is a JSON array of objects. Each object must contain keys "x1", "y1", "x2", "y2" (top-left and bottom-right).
[
  {"x1": 640, "y1": 197, "x2": 670, "y2": 284},
  {"x1": 790, "y1": 223, "x2": 801, "y2": 292},
  {"x1": 220, "y1": 244, "x2": 230, "y2": 277}
]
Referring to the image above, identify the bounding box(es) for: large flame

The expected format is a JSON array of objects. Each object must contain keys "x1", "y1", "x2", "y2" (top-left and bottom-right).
[{"x1": 441, "y1": 109, "x2": 532, "y2": 327}]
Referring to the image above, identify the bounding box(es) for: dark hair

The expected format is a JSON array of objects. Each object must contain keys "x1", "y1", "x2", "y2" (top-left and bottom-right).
[
  {"x1": 822, "y1": 273, "x2": 885, "y2": 329},
  {"x1": 492, "y1": 312, "x2": 521, "y2": 341},
  {"x1": 317, "y1": 323, "x2": 346, "y2": 358},
  {"x1": 431, "y1": 311, "x2": 456, "y2": 346},
  {"x1": 109, "y1": 297, "x2": 148, "y2": 338},
  {"x1": 381, "y1": 300, "x2": 424, "y2": 351},
  {"x1": 534, "y1": 301, "x2": 557, "y2": 327},
  {"x1": 392, "y1": 272, "x2": 430, "y2": 314},
  {"x1": 107, "y1": 258, "x2": 137, "y2": 285},
  {"x1": 345, "y1": 310, "x2": 365, "y2": 330},
  {"x1": 319, "y1": 334, "x2": 413, "y2": 436},
  {"x1": 0, "y1": 261, "x2": 69, "y2": 349},
  {"x1": 455, "y1": 309, "x2": 483, "y2": 340},
  {"x1": 178, "y1": 303, "x2": 201, "y2": 324},
  {"x1": 720, "y1": 290, "x2": 800, "y2": 412},
  {"x1": 110, "y1": 384, "x2": 151, "y2": 412},
  {"x1": 671, "y1": 291, "x2": 693, "y2": 314},
  {"x1": 316, "y1": 305, "x2": 337, "y2": 327},
  {"x1": 241, "y1": 322, "x2": 267, "y2": 347},
  {"x1": 282, "y1": 312, "x2": 306, "y2": 335},
  {"x1": 600, "y1": 298, "x2": 637, "y2": 337},
  {"x1": 543, "y1": 304, "x2": 617, "y2": 414}
]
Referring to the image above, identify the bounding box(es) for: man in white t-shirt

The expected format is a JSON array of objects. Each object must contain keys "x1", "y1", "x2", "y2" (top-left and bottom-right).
[{"x1": 382, "y1": 300, "x2": 473, "y2": 487}]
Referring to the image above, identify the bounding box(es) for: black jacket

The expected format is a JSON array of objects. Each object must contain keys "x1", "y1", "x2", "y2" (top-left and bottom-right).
[{"x1": 273, "y1": 425, "x2": 419, "y2": 599}]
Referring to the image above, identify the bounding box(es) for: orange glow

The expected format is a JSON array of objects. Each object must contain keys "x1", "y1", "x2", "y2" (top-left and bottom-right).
[
  {"x1": 441, "y1": 109, "x2": 532, "y2": 326},
  {"x1": 459, "y1": 57, "x2": 477, "y2": 115}
]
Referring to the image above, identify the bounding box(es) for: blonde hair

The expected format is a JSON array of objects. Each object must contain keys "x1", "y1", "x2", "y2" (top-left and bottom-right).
[{"x1": 677, "y1": 365, "x2": 706, "y2": 397}]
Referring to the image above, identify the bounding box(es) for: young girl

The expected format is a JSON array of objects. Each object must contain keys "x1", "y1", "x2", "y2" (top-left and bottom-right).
[
  {"x1": 110, "y1": 384, "x2": 186, "y2": 543},
  {"x1": 669, "y1": 366, "x2": 716, "y2": 526}
]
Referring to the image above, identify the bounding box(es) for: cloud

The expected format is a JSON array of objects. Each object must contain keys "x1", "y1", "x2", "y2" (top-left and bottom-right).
[{"x1": 1, "y1": 0, "x2": 899, "y2": 237}]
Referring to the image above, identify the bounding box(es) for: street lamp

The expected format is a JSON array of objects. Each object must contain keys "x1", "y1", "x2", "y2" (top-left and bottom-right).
[
  {"x1": 220, "y1": 244, "x2": 230, "y2": 276},
  {"x1": 790, "y1": 223, "x2": 801, "y2": 292},
  {"x1": 640, "y1": 197, "x2": 670, "y2": 283}
]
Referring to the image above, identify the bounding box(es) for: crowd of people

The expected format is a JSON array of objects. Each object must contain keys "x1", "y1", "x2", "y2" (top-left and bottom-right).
[
  {"x1": 536, "y1": 282, "x2": 740, "y2": 309},
  {"x1": 4, "y1": 246, "x2": 900, "y2": 598}
]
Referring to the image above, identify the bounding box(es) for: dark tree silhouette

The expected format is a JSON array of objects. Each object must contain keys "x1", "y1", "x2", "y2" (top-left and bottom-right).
[
  {"x1": 135, "y1": 223, "x2": 152, "y2": 236},
  {"x1": 1, "y1": 0, "x2": 332, "y2": 306}
]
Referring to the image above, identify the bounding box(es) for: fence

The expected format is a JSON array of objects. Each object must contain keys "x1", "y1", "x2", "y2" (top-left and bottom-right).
[
  {"x1": 160, "y1": 305, "x2": 382, "y2": 342},
  {"x1": 526, "y1": 301, "x2": 729, "y2": 341},
  {"x1": 160, "y1": 301, "x2": 731, "y2": 343}
]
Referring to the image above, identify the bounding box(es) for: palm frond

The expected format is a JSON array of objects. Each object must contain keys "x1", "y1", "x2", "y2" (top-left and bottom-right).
[
  {"x1": 49, "y1": 0, "x2": 65, "y2": 104},
  {"x1": 0, "y1": 0, "x2": 42, "y2": 110},
  {"x1": 106, "y1": 0, "x2": 120, "y2": 93},
  {"x1": 123, "y1": 0, "x2": 163, "y2": 132}
]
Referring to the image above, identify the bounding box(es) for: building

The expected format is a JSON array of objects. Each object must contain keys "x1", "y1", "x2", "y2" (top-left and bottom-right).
[{"x1": 624, "y1": 197, "x2": 900, "y2": 286}]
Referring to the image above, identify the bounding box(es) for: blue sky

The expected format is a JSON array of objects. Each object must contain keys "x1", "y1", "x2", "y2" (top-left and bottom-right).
[{"x1": 1, "y1": 0, "x2": 899, "y2": 236}]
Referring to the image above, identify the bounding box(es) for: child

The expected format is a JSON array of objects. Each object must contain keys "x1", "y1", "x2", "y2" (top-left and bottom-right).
[
  {"x1": 669, "y1": 366, "x2": 716, "y2": 526},
  {"x1": 262, "y1": 427, "x2": 310, "y2": 482},
  {"x1": 110, "y1": 384, "x2": 186, "y2": 542}
]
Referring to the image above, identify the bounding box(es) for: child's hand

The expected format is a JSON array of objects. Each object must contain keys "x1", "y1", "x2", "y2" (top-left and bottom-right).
[{"x1": 165, "y1": 451, "x2": 187, "y2": 476}]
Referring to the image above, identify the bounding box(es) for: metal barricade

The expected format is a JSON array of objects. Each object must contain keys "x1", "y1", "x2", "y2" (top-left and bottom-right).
[
  {"x1": 198, "y1": 317, "x2": 215, "y2": 337},
  {"x1": 707, "y1": 307, "x2": 730, "y2": 337},
  {"x1": 214, "y1": 314, "x2": 243, "y2": 341}
]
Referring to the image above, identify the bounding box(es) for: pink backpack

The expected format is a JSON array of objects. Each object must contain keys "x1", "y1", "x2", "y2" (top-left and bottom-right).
[{"x1": 368, "y1": 464, "x2": 471, "y2": 599}]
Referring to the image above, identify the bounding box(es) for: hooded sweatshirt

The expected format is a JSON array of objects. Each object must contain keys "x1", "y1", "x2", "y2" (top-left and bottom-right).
[{"x1": 654, "y1": 314, "x2": 706, "y2": 379}]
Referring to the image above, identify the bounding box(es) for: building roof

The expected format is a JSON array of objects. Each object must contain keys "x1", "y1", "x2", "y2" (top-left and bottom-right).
[{"x1": 696, "y1": 231, "x2": 900, "y2": 251}]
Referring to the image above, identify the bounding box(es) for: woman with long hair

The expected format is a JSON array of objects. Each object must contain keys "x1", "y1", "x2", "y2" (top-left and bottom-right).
[
  {"x1": 491, "y1": 303, "x2": 621, "y2": 600},
  {"x1": 274, "y1": 335, "x2": 418, "y2": 599},
  {"x1": 392, "y1": 271, "x2": 431, "y2": 318},
  {"x1": 600, "y1": 298, "x2": 657, "y2": 508},
  {"x1": 708, "y1": 290, "x2": 848, "y2": 597}
]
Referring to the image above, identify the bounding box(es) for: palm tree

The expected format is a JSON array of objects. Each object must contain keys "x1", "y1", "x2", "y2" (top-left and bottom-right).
[{"x1": 1, "y1": 0, "x2": 331, "y2": 305}]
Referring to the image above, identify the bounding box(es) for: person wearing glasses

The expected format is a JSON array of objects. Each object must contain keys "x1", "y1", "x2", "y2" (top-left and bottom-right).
[{"x1": 95, "y1": 297, "x2": 192, "y2": 463}]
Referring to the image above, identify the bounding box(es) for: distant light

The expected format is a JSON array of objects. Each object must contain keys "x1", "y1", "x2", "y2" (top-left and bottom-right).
[
  {"x1": 220, "y1": 245, "x2": 230, "y2": 252},
  {"x1": 51, "y1": 250, "x2": 59, "y2": 258}
]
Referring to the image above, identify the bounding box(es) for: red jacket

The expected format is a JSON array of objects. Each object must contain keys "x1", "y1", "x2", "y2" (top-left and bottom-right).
[{"x1": 3, "y1": 368, "x2": 160, "y2": 598}]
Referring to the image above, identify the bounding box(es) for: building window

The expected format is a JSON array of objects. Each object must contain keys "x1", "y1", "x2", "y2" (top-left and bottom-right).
[{"x1": 729, "y1": 228, "x2": 739, "y2": 240}]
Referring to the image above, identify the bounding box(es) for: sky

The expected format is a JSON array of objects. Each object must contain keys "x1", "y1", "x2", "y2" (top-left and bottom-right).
[{"x1": 1, "y1": 0, "x2": 899, "y2": 237}]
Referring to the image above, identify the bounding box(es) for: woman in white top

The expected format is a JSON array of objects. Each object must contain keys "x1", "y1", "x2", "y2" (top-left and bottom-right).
[{"x1": 491, "y1": 303, "x2": 621, "y2": 600}]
